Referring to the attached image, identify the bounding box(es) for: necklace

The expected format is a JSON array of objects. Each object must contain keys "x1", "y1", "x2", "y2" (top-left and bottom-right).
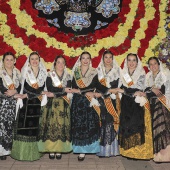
[
  {"x1": 81, "y1": 67, "x2": 89, "y2": 77},
  {"x1": 128, "y1": 69, "x2": 135, "y2": 76},
  {"x1": 31, "y1": 67, "x2": 39, "y2": 78},
  {"x1": 5, "y1": 67, "x2": 13, "y2": 78},
  {"x1": 56, "y1": 70, "x2": 64, "y2": 81}
]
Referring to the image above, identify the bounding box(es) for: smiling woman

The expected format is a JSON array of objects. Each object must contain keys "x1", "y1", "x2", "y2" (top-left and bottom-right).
[
  {"x1": 0, "y1": 52, "x2": 21, "y2": 160},
  {"x1": 11, "y1": 52, "x2": 47, "y2": 161}
]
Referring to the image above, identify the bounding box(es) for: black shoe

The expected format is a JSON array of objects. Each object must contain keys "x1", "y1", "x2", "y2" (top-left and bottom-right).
[
  {"x1": 56, "y1": 154, "x2": 62, "y2": 160},
  {"x1": 0, "y1": 156, "x2": 7, "y2": 160},
  {"x1": 78, "y1": 156, "x2": 85, "y2": 161},
  {"x1": 49, "y1": 154, "x2": 55, "y2": 159}
]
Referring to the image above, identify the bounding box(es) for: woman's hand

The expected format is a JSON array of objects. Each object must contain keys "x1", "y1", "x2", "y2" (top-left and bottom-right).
[
  {"x1": 14, "y1": 94, "x2": 28, "y2": 99},
  {"x1": 140, "y1": 92, "x2": 146, "y2": 97},
  {"x1": 108, "y1": 88, "x2": 119, "y2": 94},
  {"x1": 4, "y1": 89, "x2": 17, "y2": 97},
  {"x1": 117, "y1": 88, "x2": 124, "y2": 93},
  {"x1": 65, "y1": 88, "x2": 72, "y2": 93},
  {"x1": 86, "y1": 92, "x2": 95, "y2": 98},
  {"x1": 13, "y1": 94, "x2": 23, "y2": 99},
  {"x1": 71, "y1": 88, "x2": 81, "y2": 94},
  {"x1": 152, "y1": 88, "x2": 162, "y2": 96},
  {"x1": 94, "y1": 92, "x2": 102, "y2": 98},
  {"x1": 46, "y1": 92, "x2": 54, "y2": 98},
  {"x1": 133, "y1": 91, "x2": 143, "y2": 97},
  {"x1": 41, "y1": 91, "x2": 49, "y2": 95}
]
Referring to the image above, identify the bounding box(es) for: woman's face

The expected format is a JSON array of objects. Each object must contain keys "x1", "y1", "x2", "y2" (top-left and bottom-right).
[
  {"x1": 55, "y1": 58, "x2": 65, "y2": 72},
  {"x1": 127, "y1": 55, "x2": 138, "y2": 70},
  {"x1": 3, "y1": 55, "x2": 15, "y2": 69},
  {"x1": 80, "y1": 54, "x2": 91, "y2": 67},
  {"x1": 103, "y1": 53, "x2": 113, "y2": 66},
  {"x1": 29, "y1": 54, "x2": 39, "y2": 67},
  {"x1": 149, "y1": 59, "x2": 159, "y2": 73}
]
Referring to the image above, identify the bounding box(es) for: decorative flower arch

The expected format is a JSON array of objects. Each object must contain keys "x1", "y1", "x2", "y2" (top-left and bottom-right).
[{"x1": 0, "y1": 0, "x2": 168, "y2": 71}]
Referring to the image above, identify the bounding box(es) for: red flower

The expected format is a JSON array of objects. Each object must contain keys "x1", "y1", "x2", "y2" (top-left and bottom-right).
[{"x1": 15, "y1": 55, "x2": 27, "y2": 70}]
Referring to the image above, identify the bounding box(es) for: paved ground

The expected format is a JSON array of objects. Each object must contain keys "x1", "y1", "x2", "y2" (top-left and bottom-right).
[{"x1": 0, "y1": 153, "x2": 169, "y2": 170}]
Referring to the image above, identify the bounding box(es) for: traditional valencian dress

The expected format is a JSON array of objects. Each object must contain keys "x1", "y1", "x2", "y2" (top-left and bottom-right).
[
  {"x1": 96, "y1": 57, "x2": 121, "y2": 157},
  {"x1": 144, "y1": 61, "x2": 170, "y2": 162},
  {"x1": 0, "y1": 64, "x2": 21, "y2": 157},
  {"x1": 38, "y1": 68, "x2": 72, "y2": 153},
  {"x1": 11, "y1": 58, "x2": 47, "y2": 161},
  {"x1": 118, "y1": 56, "x2": 153, "y2": 159},
  {"x1": 71, "y1": 60, "x2": 108, "y2": 153}
]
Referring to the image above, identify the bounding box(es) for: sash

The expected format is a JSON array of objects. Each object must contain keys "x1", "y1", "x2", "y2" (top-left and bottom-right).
[
  {"x1": 49, "y1": 71, "x2": 70, "y2": 104},
  {"x1": 158, "y1": 95, "x2": 170, "y2": 111},
  {"x1": 123, "y1": 73, "x2": 134, "y2": 87},
  {"x1": 144, "y1": 99, "x2": 150, "y2": 111},
  {"x1": 98, "y1": 67, "x2": 107, "y2": 86},
  {"x1": 2, "y1": 70, "x2": 15, "y2": 90},
  {"x1": 74, "y1": 68, "x2": 86, "y2": 88},
  {"x1": 104, "y1": 97, "x2": 119, "y2": 132},
  {"x1": 27, "y1": 68, "x2": 42, "y2": 101},
  {"x1": 27, "y1": 68, "x2": 39, "y2": 89}
]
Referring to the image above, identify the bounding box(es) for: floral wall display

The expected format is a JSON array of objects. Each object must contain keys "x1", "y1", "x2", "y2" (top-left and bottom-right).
[{"x1": 0, "y1": 0, "x2": 168, "y2": 70}]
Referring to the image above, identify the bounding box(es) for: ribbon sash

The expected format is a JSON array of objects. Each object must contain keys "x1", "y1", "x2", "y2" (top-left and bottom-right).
[
  {"x1": 2, "y1": 70, "x2": 15, "y2": 90},
  {"x1": 27, "y1": 68, "x2": 42, "y2": 100},
  {"x1": 27, "y1": 68, "x2": 39, "y2": 89},
  {"x1": 49, "y1": 71, "x2": 70, "y2": 104},
  {"x1": 104, "y1": 97, "x2": 119, "y2": 132},
  {"x1": 144, "y1": 99, "x2": 150, "y2": 111},
  {"x1": 49, "y1": 71, "x2": 62, "y2": 87},
  {"x1": 74, "y1": 68, "x2": 86, "y2": 88},
  {"x1": 98, "y1": 67, "x2": 107, "y2": 86},
  {"x1": 158, "y1": 95, "x2": 170, "y2": 111},
  {"x1": 123, "y1": 73, "x2": 134, "y2": 87}
]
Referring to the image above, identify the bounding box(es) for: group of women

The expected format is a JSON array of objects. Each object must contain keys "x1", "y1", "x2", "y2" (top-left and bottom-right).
[{"x1": 0, "y1": 50, "x2": 170, "y2": 163}]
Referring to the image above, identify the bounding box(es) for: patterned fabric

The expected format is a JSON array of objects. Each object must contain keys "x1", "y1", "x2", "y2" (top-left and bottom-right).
[
  {"x1": 119, "y1": 107, "x2": 153, "y2": 159},
  {"x1": 33, "y1": 0, "x2": 121, "y2": 35},
  {"x1": 38, "y1": 97, "x2": 72, "y2": 152},
  {"x1": 11, "y1": 81, "x2": 45, "y2": 161},
  {"x1": 150, "y1": 98, "x2": 170, "y2": 154},
  {"x1": 119, "y1": 93, "x2": 145, "y2": 150},
  {"x1": 0, "y1": 98, "x2": 16, "y2": 156},
  {"x1": 71, "y1": 93, "x2": 100, "y2": 147}
]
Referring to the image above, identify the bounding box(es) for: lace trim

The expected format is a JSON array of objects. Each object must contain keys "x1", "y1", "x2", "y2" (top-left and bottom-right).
[{"x1": 119, "y1": 132, "x2": 145, "y2": 150}]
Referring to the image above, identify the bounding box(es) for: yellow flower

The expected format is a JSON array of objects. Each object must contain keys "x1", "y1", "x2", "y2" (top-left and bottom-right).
[{"x1": 155, "y1": 51, "x2": 159, "y2": 57}]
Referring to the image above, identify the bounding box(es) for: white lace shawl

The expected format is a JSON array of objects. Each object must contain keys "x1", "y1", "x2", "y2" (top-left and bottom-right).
[
  {"x1": 97, "y1": 56, "x2": 122, "y2": 88},
  {"x1": 145, "y1": 61, "x2": 170, "y2": 107},
  {"x1": 120, "y1": 55, "x2": 145, "y2": 90},
  {"x1": 20, "y1": 57, "x2": 47, "y2": 94},
  {"x1": 0, "y1": 60, "x2": 21, "y2": 89}
]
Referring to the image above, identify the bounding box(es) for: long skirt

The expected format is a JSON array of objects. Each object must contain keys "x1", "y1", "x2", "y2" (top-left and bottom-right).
[
  {"x1": 11, "y1": 98, "x2": 42, "y2": 161},
  {"x1": 150, "y1": 98, "x2": 170, "y2": 162},
  {"x1": 38, "y1": 97, "x2": 72, "y2": 153},
  {"x1": 71, "y1": 93, "x2": 100, "y2": 153},
  {"x1": 97, "y1": 98, "x2": 119, "y2": 157},
  {"x1": 119, "y1": 95, "x2": 153, "y2": 159},
  {"x1": 0, "y1": 98, "x2": 16, "y2": 156}
]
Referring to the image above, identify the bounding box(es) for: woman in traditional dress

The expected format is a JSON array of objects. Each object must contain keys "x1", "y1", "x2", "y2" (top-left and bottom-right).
[
  {"x1": 96, "y1": 50, "x2": 123, "y2": 157},
  {"x1": 71, "y1": 51, "x2": 115, "y2": 161},
  {"x1": 141, "y1": 57, "x2": 170, "y2": 162},
  {"x1": 11, "y1": 52, "x2": 47, "y2": 161},
  {"x1": 0, "y1": 52, "x2": 21, "y2": 160},
  {"x1": 118, "y1": 53, "x2": 153, "y2": 159},
  {"x1": 38, "y1": 55, "x2": 72, "y2": 159}
]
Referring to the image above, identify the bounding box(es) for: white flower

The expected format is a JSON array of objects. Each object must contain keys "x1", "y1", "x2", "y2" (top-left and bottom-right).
[{"x1": 162, "y1": 49, "x2": 168, "y2": 55}]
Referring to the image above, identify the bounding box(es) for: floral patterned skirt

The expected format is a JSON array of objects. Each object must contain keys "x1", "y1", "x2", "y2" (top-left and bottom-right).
[
  {"x1": 38, "y1": 97, "x2": 72, "y2": 153},
  {"x1": 0, "y1": 98, "x2": 16, "y2": 156}
]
